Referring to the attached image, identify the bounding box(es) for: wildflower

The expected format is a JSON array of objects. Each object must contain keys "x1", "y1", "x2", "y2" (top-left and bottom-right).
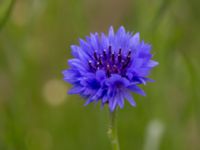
[{"x1": 63, "y1": 26, "x2": 158, "y2": 111}]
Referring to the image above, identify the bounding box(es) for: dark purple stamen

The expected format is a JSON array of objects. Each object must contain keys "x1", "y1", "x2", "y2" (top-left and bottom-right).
[
  {"x1": 94, "y1": 51, "x2": 98, "y2": 60},
  {"x1": 122, "y1": 50, "x2": 132, "y2": 69},
  {"x1": 96, "y1": 62, "x2": 100, "y2": 69},
  {"x1": 88, "y1": 46, "x2": 132, "y2": 77},
  {"x1": 103, "y1": 50, "x2": 107, "y2": 58},
  {"x1": 108, "y1": 45, "x2": 112, "y2": 56},
  {"x1": 118, "y1": 48, "x2": 122, "y2": 63},
  {"x1": 106, "y1": 64, "x2": 111, "y2": 77},
  {"x1": 112, "y1": 52, "x2": 115, "y2": 63},
  {"x1": 88, "y1": 60, "x2": 96, "y2": 71},
  {"x1": 99, "y1": 55, "x2": 103, "y2": 65},
  {"x1": 127, "y1": 50, "x2": 131, "y2": 58},
  {"x1": 113, "y1": 65, "x2": 118, "y2": 73}
]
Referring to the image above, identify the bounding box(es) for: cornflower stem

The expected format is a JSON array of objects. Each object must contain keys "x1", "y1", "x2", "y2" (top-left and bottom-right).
[{"x1": 108, "y1": 109, "x2": 120, "y2": 150}]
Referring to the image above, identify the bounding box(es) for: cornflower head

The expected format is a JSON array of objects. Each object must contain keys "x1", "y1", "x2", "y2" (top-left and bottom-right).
[{"x1": 63, "y1": 26, "x2": 158, "y2": 111}]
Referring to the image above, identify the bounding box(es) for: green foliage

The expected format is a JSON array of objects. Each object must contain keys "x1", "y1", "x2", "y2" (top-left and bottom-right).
[
  {"x1": 0, "y1": 0, "x2": 15, "y2": 30},
  {"x1": 0, "y1": 0, "x2": 199, "y2": 149}
]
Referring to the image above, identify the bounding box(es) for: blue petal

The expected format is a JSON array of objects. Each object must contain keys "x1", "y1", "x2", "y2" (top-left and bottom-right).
[
  {"x1": 71, "y1": 45, "x2": 90, "y2": 61},
  {"x1": 141, "y1": 42, "x2": 152, "y2": 53},
  {"x1": 102, "y1": 95, "x2": 108, "y2": 104},
  {"x1": 130, "y1": 32, "x2": 140, "y2": 47},
  {"x1": 128, "y1": 85, "x2": 146, "y2": 96},
  {"x1": 63, "y1": 69, "x2": 80, "y2": 83},
  {"x1": 96, "y1": 70, "x2": 106, "y2": 81},
  {"x1": 147, "y1": 60, "x2": 159, "y2": 67},
  {"x1": 68, "y1": 86, "x2": 84, "y2": 94},
  {"x1": 123, "y1": 91, "x2": 136, "y2": 106},
  {"x1": 101, "y1": 33, "x2": 109, "y2": 49},
  {"x1": 68, "y1": 59, "x2": 87, "y2": 72},
  {"x1": 109, "y1": 97, "x2": 117, "y2": 112},
  {"x1": 108, "y1": 97, "x2": 113, "y2": 110},
  {"x1": 116, "y1": 26, "x2": 126, "y2": 37},
  {"x1": 84, "y1": 97, "x2": 94, "y2": 106},
  {"x1": 90, "y1": 33, "x2": 100, "y2": 50},
  {"x1": 108, "y1": 26, "x2": 115, "y2": 44},
  {"x1": 117, "y1": 93, "x2": 124, "y2": 108},
  {"x1": 106, "y1": 74, "x2": 131, "y2": 93},
  {"x1": 91, "y1": 88, "x2": 103, "y2": 100},
  {"x1": 108, "y1": 26, "x2": 114, "y2": 37},
  {"x1": 130, "y1": 58, "x2": 144, "y2": 68},
  {"x1": 134, "y1": 67, "x2": 151, "y2": 76},
  {"x1": 79, "y1": 39, "x2": 92, "y2": 55},
  {"x1": 142, "y1": 77, "x2": 155, "y2": 82},
  {"x1": 138, "y1": 78, "x2": 147, "y2": 85}
]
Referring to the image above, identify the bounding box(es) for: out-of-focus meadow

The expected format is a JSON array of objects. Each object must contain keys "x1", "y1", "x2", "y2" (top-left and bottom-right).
[{"x1": 0, "y1": 0, "x2": 200, "y2": 150}]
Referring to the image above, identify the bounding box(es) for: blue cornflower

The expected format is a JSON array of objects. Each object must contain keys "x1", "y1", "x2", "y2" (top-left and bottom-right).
[{"x1": 63, "y1": 26, "x2": 158, "y2": 111}]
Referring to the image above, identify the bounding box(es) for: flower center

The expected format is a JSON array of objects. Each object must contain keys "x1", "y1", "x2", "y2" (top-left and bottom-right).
[{"x1": 88, "y1": 46, "x2": 132, "y2": 77}]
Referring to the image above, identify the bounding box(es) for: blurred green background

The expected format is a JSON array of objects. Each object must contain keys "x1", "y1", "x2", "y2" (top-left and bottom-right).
[{"x1": 0, "y1": 0, "x2": 200, "y2": 150}]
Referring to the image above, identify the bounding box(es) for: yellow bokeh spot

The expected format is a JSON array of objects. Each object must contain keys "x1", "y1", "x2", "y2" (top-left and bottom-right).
[{"x1": 43, "y1": 79, "x2": 68, "y2": 106}]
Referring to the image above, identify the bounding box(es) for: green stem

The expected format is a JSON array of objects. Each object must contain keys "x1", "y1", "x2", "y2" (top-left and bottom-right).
[{"x1": 108, "y1": 109, "x2": 120, "y2": 150}]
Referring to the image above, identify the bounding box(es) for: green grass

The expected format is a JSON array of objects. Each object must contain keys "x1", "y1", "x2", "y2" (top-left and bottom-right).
[{"x1": 0, "y1": 0, "x2": 200, "y2": 149}]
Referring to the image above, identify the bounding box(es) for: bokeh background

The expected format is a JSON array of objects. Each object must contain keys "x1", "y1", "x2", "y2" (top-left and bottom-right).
[{"x1": 0, "y1": 0, "x2": 200, "y2": 150}]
